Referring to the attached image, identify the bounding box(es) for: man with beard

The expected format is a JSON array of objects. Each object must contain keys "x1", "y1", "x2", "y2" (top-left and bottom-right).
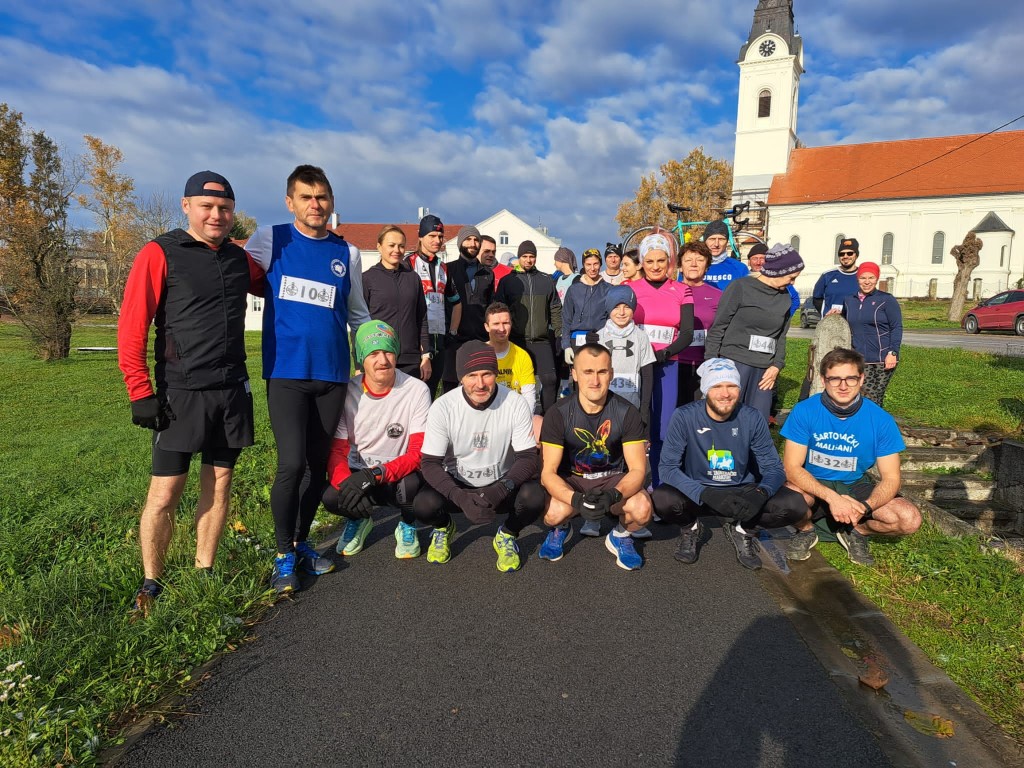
[
  {"x1": 406, "y1": 214, "x2": 460, "y2": 398},
  {"x1": 813, "y1": 237, "x2": 860, "y2": 316},
  {"x1": 443, "y1": 225, "x2": 495, "y2": 392},
  {"x1": 782, "y1": 348, "x2": 920, "y2": 567},
  {"x1": 414, "y1": 341, "x2": 545, "y2": 572},
  {"x1": 480, "y1": 234, "x2": 511, "y2": 286},
  {"x1": 702, "y1": 220, "x2": 749, "y2": 291},
  {"x1": 651, "y1": 358, "x2": 806, "y2": 570},
  {"x1": 495, "y1": 239, "x2": 562, "y2": 413}
]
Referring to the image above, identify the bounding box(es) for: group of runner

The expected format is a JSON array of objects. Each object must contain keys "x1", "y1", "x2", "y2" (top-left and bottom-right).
[{"x1": 118, "y1": 167, "x2": 921, "y2": 612}]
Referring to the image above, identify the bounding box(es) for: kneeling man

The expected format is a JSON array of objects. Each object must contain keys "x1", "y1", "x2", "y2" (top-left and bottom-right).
[
  {"x1": 415, "y1": 341, "x2": 545, "y2": 572},
  {"x1": 538, "y1": 343, "x2": 652, "y2": 570},
  {"x1": 781, "y1": 348, "x2": 921, "y2": 566},
  {"x1": 651, "y1": 358, "x2": 807, "y2": 570},
  {"x1": 323, "y1": 321, "x2": 431, "y2": 560}
]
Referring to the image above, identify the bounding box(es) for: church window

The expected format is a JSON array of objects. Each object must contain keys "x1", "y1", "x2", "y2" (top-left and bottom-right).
[
  {"x1": 1001, "y1": 245, "x2": 1007, "y2": 267},
  {"x1": 931, "y1": 232, "x2": 945, "y2": 264},
  {"x1": 499, "y1": 231, "x2": 509, "y2": 246},
  {"x1": 834, "y1": 234, "x2": 846, "y2": 264},
  {"x1": 881, "y1": 233, "x2": 894, "y2": 265},
  {"x1": 790, "y1": 235, "x2": 800, "y2": 251},
  {"x1": 757, "y1": 90, "x2": 771, "y2": 118}
]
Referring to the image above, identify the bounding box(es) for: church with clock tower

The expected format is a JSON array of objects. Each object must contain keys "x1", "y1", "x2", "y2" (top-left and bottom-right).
[{"x1": 731, "y1": 0, "x2": 1024, "y2": 300}]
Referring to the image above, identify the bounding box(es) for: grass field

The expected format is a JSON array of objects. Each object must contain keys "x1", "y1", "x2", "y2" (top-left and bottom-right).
[
  {"x1": 0, "y1": 320, "x2": 1021, "y2": 763},
  {"x1": 796, "y1": 298, "x2": 980, "y2": 331}
]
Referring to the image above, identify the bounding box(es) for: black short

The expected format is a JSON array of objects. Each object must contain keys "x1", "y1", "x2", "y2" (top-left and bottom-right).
[
  {"x1": 151, "y1": 384, "x2": 254, "y2": 476},
  {"x1": 812, "y1": 478, "x2": 876, "y2": 521},
  {"x1": 565, "y1": 473, "x2": 626, "y2": 520}
]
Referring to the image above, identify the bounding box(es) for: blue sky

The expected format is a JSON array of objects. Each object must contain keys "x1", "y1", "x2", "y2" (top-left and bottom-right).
[{"x1": 2, "y1": 0, "x2": 1022, "y2": 252}]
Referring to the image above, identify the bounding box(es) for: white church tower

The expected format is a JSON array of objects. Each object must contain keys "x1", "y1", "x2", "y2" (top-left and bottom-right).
[{"x1": 732, "y1": 0, "x2": 803, "y2": 205}]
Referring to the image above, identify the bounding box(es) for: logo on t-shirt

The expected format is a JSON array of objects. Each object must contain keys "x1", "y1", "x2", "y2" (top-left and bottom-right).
[
  {"x1": 707, "y1": 447, "x2": 735, "y2": 471},
  {"x1": 386, "y1": 423, "x2": 404, "y2": 439},
  {"x1": 471, "y1": 432, "x2": 489, "y2": 451},
  {"x1": 330, "y1": 259, "x2": 347, "y2": 278},
  {"x1": 573, "y1": 420, "x2": 611, "y2": 474}
]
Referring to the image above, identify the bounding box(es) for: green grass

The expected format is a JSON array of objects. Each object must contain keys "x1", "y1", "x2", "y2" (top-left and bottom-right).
[
  {"x1": 819, "y1": 524, "x2": 1024, "y2": 744},
  {"x1": 795, "y1": 299, "x2": 979, "y2": 330},
  {"x1": 1, "y1": 319, "x2": 1023, "y2": 763}
]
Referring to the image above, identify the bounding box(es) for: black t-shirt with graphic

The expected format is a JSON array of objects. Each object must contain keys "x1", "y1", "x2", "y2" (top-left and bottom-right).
[{"x1": 541, "y1": 392, "x2": 645, "y2": 476}]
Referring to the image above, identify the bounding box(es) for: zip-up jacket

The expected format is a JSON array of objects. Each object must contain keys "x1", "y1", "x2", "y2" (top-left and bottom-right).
[
  {"x1": 494, "y1": 267, "x2": 562, "y2": 343},
  {"x1": 118, "y1": 229, "x2": 263, "y2": 401},
  {"x1": 447, "y1": 255, "x2": 495, "y2": 343},
  {"x1": 562, "y1": 278, "x2": 611, "y2": 349},
  {"x1": 843, "y1": 289, "x2": 903, "y2": 363},
  {"x1": 362, "y1": 261, "x2": 429, "y2": 366}
]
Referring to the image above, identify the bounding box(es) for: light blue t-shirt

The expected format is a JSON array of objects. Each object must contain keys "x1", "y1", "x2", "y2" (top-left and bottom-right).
[{"x1": 780, "y1": 394, "x2": 905, "y2": 483}]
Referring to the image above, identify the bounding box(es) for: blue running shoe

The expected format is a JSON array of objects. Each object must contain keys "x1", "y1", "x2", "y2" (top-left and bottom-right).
[
  {"x1": 271, "y1": 552, "x2": 300, "y2": 593},
  {"x1": 605, "y1": 532, "x2": 643, "y2": 571},
  {"x1": 295, "y1": 540, "x2": 335, "y2": 575},
  {"x1": 539, "y1": 525, "x2": 572, "y2": 561},
  {"x1": 336, "y1": 517, "x2": 373, "y2": 556}
]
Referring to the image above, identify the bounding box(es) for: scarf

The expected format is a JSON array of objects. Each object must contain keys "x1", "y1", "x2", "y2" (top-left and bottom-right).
[
  {"x1": 600, "y1": 318, "x2": 634, "y2": 340},
  {"x1": 821, "y1": 391, "x2": 864, "y2": 418}
]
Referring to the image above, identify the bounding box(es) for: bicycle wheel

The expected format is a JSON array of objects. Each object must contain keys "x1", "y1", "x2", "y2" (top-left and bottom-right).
[
  {"x1": 621, "y1": 226, "x2": 655, "y2": 254},
  {"x1": 734, "y1": 230, "x2": 767, "y2": 246}
]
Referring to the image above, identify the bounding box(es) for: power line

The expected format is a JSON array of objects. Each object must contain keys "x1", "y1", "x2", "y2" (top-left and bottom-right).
[{"x1": 771, "y1": 113, "x2": 1024, "y2": 220}]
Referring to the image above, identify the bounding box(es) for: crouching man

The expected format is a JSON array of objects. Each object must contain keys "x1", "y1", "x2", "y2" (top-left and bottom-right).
[
  {"x1": 538, "y1": 343, "x2": 653, "y2": 570},
  {"x1": 651, "y1": 358, "x2": 807, "y2": 570},
  {"x1": 781, "y1": 348, "x2": 921, "y2": 566},
  {"x1": 322, "y1": 321, "x2": 432, "y2": 560},
  {"x1": 414, "y1": 341, "x2": 546, "y2": 572}
]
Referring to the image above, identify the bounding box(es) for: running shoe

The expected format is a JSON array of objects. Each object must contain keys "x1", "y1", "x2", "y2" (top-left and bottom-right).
[
  {"x1": 336, "y1": 517, "x2": 373, "y2": 556},
  {"x1": 786, "y1": 529, "x2": 820, "y2": 562},
  {"x1": 674, "y1": 521, "x2": 704, "y2": 565},
  {"x1": 631, "y1": 525, "x2": 653, "y2": 539},
  {"x1": 579, "y1": 520, "x2": 601, "y2": 537},
  {"x1": 726, "y1": 524, "x2": 762, "y2": 570},
  {"x1": 539, "y1": 525, "x2": 572, "y2": 561},
  {"x1": 836, "y1": 528, "x2": 875, "y2": 566},
  {"x1": 130, "y1": 582, "x2": 162, "y2": 618},
  {"x1": 426, "y1": 520, "x2": 456, "y2": 564},
  {"x1": 493, "y1": 528, "x2": 522, "y2": 572},
  {"x1": 271, "y1": 552, "x2": 300, "y2": 593},
  {"x1": 295, "y1": 540, "x2": 335, "y2": 575},
  {"x1": 605, "y1": 532, "x2": 643, "y2": 571},
  {"x1": 394, "y1": 520, "x2": 421, "y2": 559}
]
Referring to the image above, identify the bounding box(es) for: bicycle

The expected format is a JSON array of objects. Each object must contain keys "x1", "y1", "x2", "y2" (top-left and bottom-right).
[{"x1": 621, "y1": 201, "x2": 766, "y2": 257}]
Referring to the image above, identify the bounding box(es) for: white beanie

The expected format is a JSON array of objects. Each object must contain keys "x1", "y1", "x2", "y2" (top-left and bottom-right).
[{"x1": 697, "y1": 358, "x2": 741, "y2": 396}]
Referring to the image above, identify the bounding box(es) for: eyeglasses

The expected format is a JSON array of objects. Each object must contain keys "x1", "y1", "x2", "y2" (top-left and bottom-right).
[
  {"x1": 824, "y1": 375, "x2": 862, "y2": 387},
  {"x1": 838, "y1": 251, "x2": 856, "y2": 257}
]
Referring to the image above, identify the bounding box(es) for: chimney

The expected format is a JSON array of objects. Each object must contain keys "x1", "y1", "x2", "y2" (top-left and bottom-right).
[
  {"x1": 329, "y1": 212, "x2": 339, "y2": 229},
  {"x1": 417, "y1": 206, "x2": 429, "y2": 220}
]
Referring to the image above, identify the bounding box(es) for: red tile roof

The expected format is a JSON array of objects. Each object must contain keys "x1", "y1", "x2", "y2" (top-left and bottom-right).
[
  {"x1": 768, "y1": 130, "x2": 1024, "y2": 206},
  {"x1": 330, "y1": 223, "x2": 467, "y2": 251}
]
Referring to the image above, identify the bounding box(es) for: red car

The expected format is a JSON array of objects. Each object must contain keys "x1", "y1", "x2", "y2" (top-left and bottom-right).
[{"x1": 962, "y1": 289, "x2": 1024, "y2": 335}]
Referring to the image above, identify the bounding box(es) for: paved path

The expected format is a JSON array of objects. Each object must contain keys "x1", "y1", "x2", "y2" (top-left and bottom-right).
[
  {"x1": 117, "y1": 515, "x2": 890, "y2": 767},
  {"x1": 789, "y1": 326, "x2": 1024, "y2": 355}
]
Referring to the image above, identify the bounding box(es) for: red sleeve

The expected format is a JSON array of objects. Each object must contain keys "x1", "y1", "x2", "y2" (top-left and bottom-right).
[
  {"x1": 327, "y1": 437, "x2": 353, "y2": 488},
  {"x1": 117, "y1": 242, "x2": 166, "y2": 402},
  {"x1": 247, "y1": 253, "x2": 266, "y2": 297},
  {"x1": 382, "y1": 432, "x2": 424, "y2": 483}
]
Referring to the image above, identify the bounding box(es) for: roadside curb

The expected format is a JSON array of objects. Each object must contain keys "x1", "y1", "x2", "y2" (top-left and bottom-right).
[{"x1": 760, "y1": 555, "x2": 1023, "y2": 768}]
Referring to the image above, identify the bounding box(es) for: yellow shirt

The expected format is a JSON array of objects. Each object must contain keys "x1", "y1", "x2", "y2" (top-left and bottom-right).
[{"x1": 494, "y1": 342, "x2": 537, "y2": 412}]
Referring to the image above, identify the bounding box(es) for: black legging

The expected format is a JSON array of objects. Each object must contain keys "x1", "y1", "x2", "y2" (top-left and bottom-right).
[
  {"x1": 650, "y1": 483, "x2": 807, "y2": 529},
  {"x1": 523, "y1": 340, "x2": 558, "y2": 413},
  {"x1": 267, "y1": 378, "x2": 347, "y2": 554},
  {"x1": 411, "y1": 480, "x2": 546, "y2": 534},
  {"x1": 322, "y1": 472, "x2": 422, "y2": 525}
]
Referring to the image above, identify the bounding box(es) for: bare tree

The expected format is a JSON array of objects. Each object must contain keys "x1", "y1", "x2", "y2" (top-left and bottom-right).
[
  {"x1": 137, "y1": 190, "x2": 184, "y2": 241},
  {"x1": 0, "y1": 103, "x2": 82, "y2": 359},
  {"x1": 948, "y1": 231, "x2": 983, "y2": 322}
]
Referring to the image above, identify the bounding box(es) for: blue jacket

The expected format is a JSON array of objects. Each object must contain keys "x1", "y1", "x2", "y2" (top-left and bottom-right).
[{"x1": 843, "y1": 290, "x2": 902, "y2": 363}]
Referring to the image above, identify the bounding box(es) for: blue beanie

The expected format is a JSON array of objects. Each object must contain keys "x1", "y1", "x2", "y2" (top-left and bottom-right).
[{"x1": 605, "y1": 285, "x2": 637, "y2": 314}]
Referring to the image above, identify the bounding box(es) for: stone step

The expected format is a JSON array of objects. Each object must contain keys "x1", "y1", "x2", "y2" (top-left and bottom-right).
[
  {"x1": 900, "y1": 471, "x2": 996, "y2": 502},
  {"x1": 901, "y1": 447, "x2": 982, "y2": 472},
  {"x1": 929, "y1": 499, "x2": 1019, "y2": 534}
]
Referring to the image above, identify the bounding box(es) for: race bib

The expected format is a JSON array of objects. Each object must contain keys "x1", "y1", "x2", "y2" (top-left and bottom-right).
[
  {"x1": 571, "y1": 330, "x2": 591, "y2": 346},
  {"x1": 426, "y1": 291, "x2": 445, "y2": 334},
  {"x1": 640, "y1": 324, "x2": 676, "y2": 346},
  {"x1": 278, "y1": 275, "x2": 335, "y2": 309},
  {"x1": 808, "y1": 450, "x2": 858, "y2": 473},
  {"x1": 748, "y1": 334, "x2": 776, "y2": 354},
  {"x1": 610, "y1": 375, "x2": 639, "y2": 394},
  {"x1": 689, "y1": 329, "x2": 706, "y2": 347},
  {"x1": 455, "y1": 461, "x2": 500, "y2": 485},
  {"x1": 830, "y1": 304, "x2": 844, "y2": 313}
]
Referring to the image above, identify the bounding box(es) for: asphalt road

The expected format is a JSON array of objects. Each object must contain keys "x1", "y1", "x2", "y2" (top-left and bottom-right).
[
  {"x1": 116, "y1": 514, "x2": 890, "y2": 767},
  {"x1": 788, "y1": 325, "x2": 1024, "y2": 355}
]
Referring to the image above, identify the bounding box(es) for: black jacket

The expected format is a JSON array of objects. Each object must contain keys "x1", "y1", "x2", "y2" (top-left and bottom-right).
[
  {"x1": 362, "y1": 261, "x2": 429, "y2": 365},
  {"x1": 494, "y1": 268, "x2": 562, "y2": 343},
  {"x1": 446, "y1": 255, "x2": 495, "y2": 343}
]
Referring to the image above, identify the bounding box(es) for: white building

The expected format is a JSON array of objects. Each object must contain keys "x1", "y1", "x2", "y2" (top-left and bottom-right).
[{"x1": 732, "y1": 0, "x2": 1024, "y2": 299}]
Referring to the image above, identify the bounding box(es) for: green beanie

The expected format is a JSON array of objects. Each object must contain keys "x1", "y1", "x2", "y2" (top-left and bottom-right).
[{"x1": 354, "y1": 320, "x2": 399, "y2": 362}]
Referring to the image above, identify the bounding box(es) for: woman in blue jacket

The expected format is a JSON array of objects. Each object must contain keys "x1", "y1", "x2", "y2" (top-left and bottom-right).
[{"x1": 843, "y1": 262, "x2": 902, "y2": 406}]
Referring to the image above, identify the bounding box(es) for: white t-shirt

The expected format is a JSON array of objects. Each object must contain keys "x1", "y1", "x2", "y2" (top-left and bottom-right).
[
  {"x1": 422, "y1": 384, "x2": 535, "y2": 487},
  {"x1": 335, "y1": 370, "x2": 431, "y2": 469}
]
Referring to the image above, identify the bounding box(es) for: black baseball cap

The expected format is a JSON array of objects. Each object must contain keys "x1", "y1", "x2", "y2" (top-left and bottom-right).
[{"x1": 183, "y1": 171, "x2": 235, "y2": 200}]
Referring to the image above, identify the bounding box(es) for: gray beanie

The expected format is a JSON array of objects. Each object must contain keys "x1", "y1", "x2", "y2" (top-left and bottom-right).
[
  {"x1": 703, "y1": 220, "x2": 729, "y2": 240},
  {"x1": 760, "y1": 243, "x2": 805, "y2": 278},
  {"x1": 554, "y1": 246, "x2": 577, "y2": 272},
  {"x1": 457, "y1": 225, "x2": 481, "y2": 249}
]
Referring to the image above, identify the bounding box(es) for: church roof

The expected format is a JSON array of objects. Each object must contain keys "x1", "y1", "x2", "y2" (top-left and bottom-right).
[
  {"x1": 971, "y1": 211, "x2": 1014, "y2": 234},
  {"x1": 768, "y1": 130, "x2": 1024, "y2": 206}
]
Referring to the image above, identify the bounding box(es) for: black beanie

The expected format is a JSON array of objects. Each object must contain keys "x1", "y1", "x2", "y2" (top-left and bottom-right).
[
  {"x1": 419, "y1": 214, "x2": 444, "y2": 238},
  {"x1": 703, "y1": 220, "x2": 728, "y2": 239},
  {"x1": 517, "y1": 240, "x2": 537, "y2": 258}
]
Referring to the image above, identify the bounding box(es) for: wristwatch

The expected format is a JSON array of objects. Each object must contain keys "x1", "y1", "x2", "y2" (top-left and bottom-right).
[
  {"x1": 370, "y1": 466, "x2": 385, "y2": 484},
  {"x1": 501, "y1": 478, "x2": 516, "y2": 493}
]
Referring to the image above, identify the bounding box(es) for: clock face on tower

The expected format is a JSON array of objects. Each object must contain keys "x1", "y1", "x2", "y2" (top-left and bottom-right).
[{"x1": 759, "y1": 39, "x2": 776, "y2": 57}]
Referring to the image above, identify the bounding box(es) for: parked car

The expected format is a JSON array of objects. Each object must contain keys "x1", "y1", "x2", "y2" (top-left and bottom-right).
[
  {"x1": 799, "y1": 296, "x2": 821, "y2": 329},
  {"x1": 962, "y1": 289, "x2": 1024, "y2": 336}
]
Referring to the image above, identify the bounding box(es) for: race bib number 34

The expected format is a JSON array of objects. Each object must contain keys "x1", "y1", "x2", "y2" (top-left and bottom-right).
[
  {"x1": 279, "y1": 276, "x2": 336, "y2": 309},
  {"x1": 808, "y1": 450, "x2": 858, "y2": 473}
]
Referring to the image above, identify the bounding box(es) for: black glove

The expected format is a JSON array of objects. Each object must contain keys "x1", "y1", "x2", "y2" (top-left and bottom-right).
[
  {"x1": 130, "y1": 395, "x2": 174, "y2": 432},
  {"x1": 734, "y1": 487, "x2": 769, "y2": 522},
  {"x1": 478, "y1": 481, "x2": 511, "y2": 508},
  {"x1": 654, "y1": 348, "x2": 669, "y2": 365},
  {"x1": 451, "y1": 488, "x2": 496, "y2": 525},
  {"x1": 570, "y1": 491, "x2": 592, "y2": 514},
  {"x1": 337, "y1": 469, "x2": 377, "y2": 517},
  {"x1": 699, "y1": 486, "x2": 735, "y2": 515},
  {"x1": 584, "y1": 488, "x2": 623, "y2": 517}
]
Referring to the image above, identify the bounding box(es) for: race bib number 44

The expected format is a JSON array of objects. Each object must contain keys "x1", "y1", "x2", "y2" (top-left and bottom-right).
[
  {"x1": 748, "y1": 334, "x2": 776, "y2": 354},
  {"x1": 808, "y1": 450, "x2": 858, "y2": 473},
  {"x1": 279, "y1": 276, "x2": 336, "y2": 309}
]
